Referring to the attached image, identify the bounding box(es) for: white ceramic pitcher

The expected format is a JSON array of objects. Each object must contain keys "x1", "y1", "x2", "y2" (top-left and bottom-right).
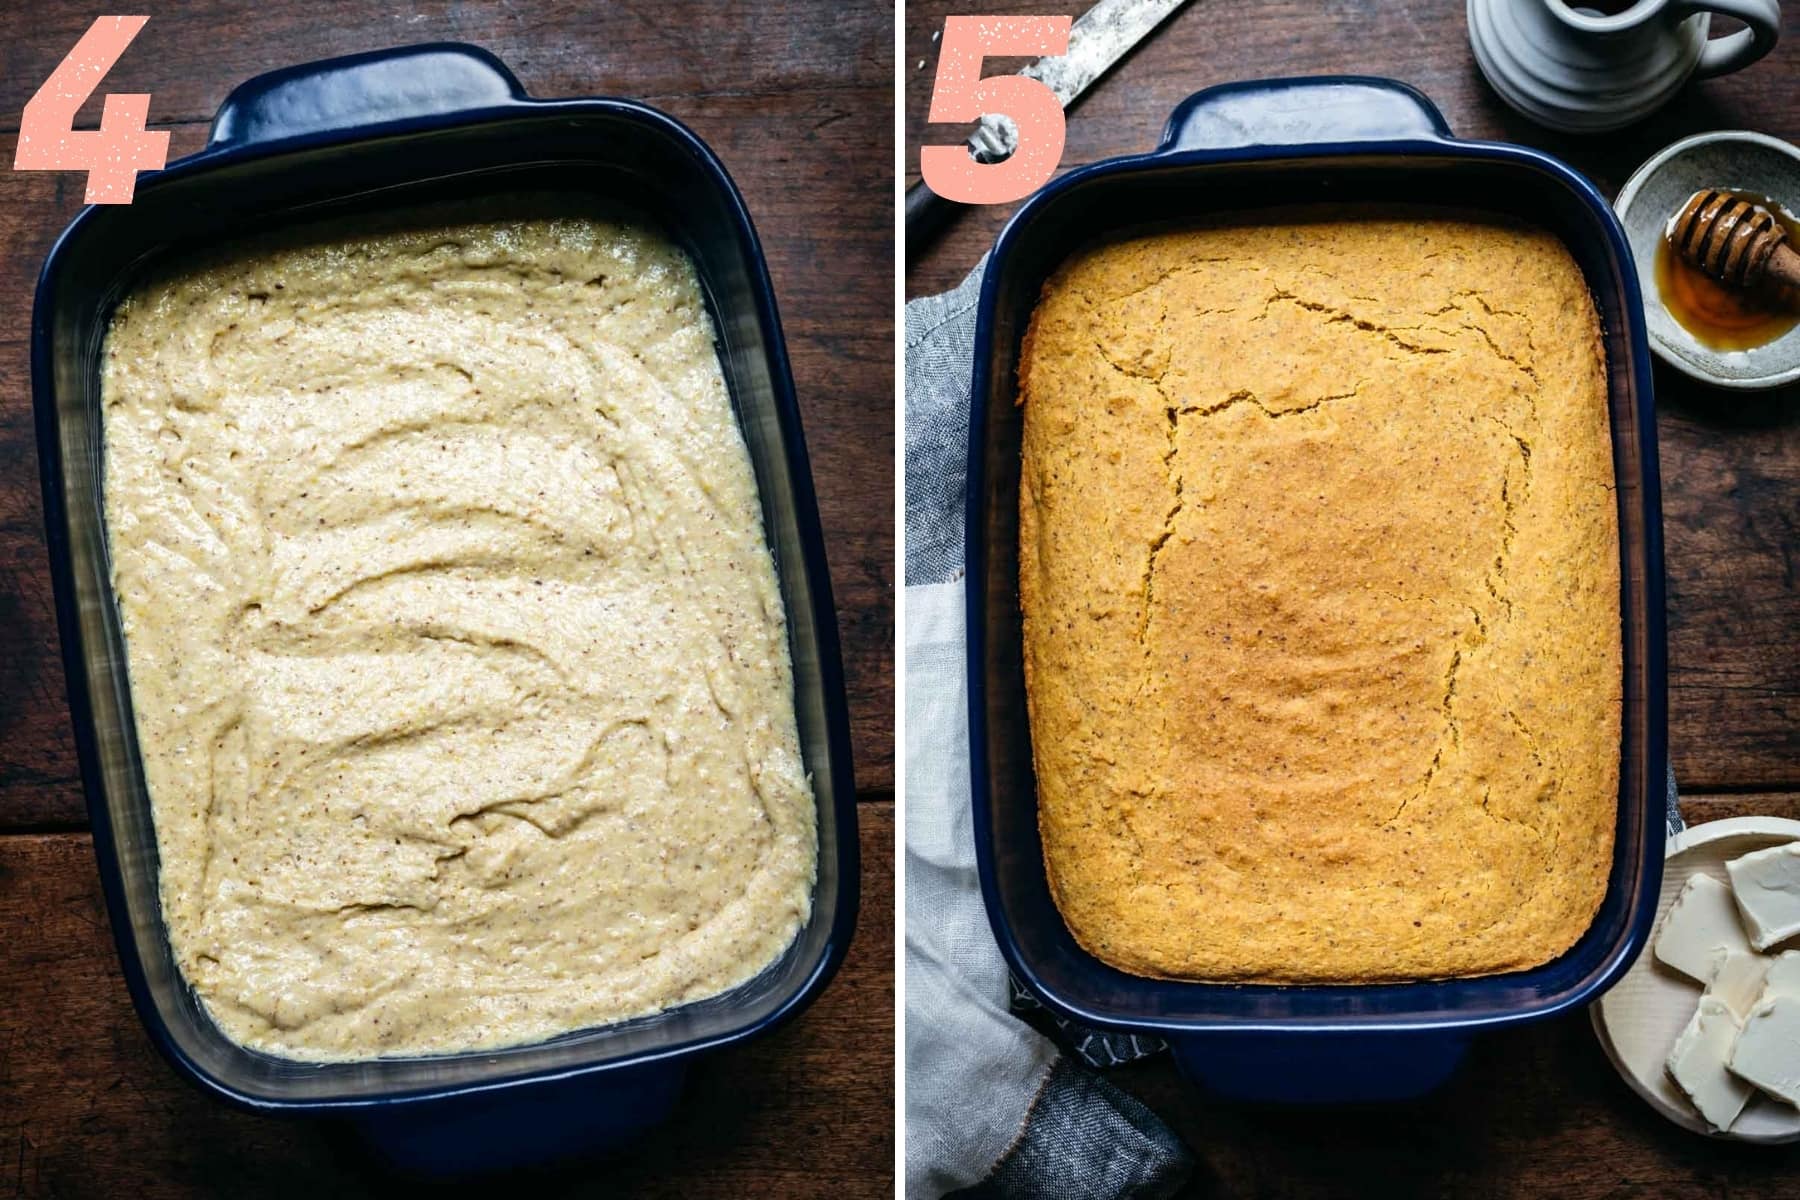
[{"x1": 1468, "y1": 0, "x2": 1782, "y2": 133}]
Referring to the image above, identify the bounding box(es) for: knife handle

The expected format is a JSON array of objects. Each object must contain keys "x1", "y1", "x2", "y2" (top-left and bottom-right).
[{"x1": 905, "y1": 179, "x2": 966, "y2": 259}]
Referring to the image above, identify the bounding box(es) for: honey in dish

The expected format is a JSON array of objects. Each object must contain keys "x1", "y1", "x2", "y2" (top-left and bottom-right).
[{"x1": 1656, "y1": 191, "x2": 1800, "y2": 352}]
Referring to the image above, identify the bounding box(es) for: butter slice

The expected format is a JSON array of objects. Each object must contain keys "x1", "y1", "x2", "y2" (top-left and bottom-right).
[
  {"x1": 1726, "y1": 843, "x2": 1800, "y2": 951},
  {"x1": 1705, "y1": 951, "x2": 1770, "y2": 1020},
  {"x1": 1728, "y1": 995, "x2": 1800, "y2": 1107},
  {"x1": 1657, "y1": 873, "x2": 1752, "y2": 983},
  {"x1": 1668, "y1": 997, "x2": 1755, "y2": 1131},
  {"x1": 1762, "y1": 950, "x2": 1800, "y2": 999}
]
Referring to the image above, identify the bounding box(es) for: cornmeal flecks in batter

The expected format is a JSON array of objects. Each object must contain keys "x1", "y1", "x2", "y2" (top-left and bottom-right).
[{"x1": 102, "y1": 207, "x2": 816, "y2": 1059}]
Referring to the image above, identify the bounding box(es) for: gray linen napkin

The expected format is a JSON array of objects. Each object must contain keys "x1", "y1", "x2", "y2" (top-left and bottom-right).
[
  {"x1": 905, "y1": 263, "x2": 1194, "y2": 1200},
  {"x1": 1665, "y1": 763, "x2": 1685, "y2": 836}
]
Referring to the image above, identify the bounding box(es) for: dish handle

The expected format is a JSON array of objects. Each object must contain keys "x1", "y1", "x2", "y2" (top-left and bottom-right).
[
  {"x1": 1679, "y1": 0, "x2": 1781, "y2": 80},
  {"x1": 206, "y1": 42, "x2": 527, "y2": 152},
  {"x1": 1169, "y1": 1031, "x2": 1469, "y2": 1103},
  {"x1": 1156, "y1": 76, "x2": 1453, "y2": 154},
  {"x1": 351, "y1": 1060, "x2": 686, "y2": 1175}
]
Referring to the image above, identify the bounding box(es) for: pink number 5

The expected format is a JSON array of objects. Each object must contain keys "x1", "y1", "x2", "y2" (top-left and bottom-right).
[
  {"x1": 920, "y1": 15, "x2": 1072, "y2": 206},
  {"x1": 13, "y1": 16, "x2": 170, "y2": 204}
]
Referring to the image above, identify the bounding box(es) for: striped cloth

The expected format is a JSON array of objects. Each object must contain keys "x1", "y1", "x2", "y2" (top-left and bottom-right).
[{"x1": 905, "y1": 263, "x2": 1191, "y2": 1200}]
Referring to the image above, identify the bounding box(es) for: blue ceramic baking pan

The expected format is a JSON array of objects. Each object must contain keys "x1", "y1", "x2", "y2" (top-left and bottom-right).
[
  {"x1": 31, "y1": 44, "x2": 857, "y2": 1170},
  {"x1": 965, "y1": 77, "x2": 1666, "y2": 1103}
]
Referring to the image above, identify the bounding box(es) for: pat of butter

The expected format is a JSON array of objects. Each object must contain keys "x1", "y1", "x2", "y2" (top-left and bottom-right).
[
  {"x1": 1762, "y1": 950, "x2": 1800, "y2": 999},
  {"x1": 1728, "y1": 994, "x2": 1800, "y2": 1107},
  {"x1": 1668, "y1": 996, "x2": 1755, "y2": 1131},
  {"x1": 1704, "y1": 951, "x2": 1770, "y2": 1020},
  {"x1": 1727, "y1": 844, "x2": 1800, "y2": 951},
  {"x1": 1733, "y1": 951, "x2": 1800, "y2": 1027},
  {"x1": 1657, "y1": 873, "x2": 1752, "y2": 983}
]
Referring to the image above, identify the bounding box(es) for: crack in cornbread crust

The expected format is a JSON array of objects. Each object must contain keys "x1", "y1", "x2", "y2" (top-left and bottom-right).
[{"x1": 1017, "y1": 213, "x2": 1620, "y2": 983}]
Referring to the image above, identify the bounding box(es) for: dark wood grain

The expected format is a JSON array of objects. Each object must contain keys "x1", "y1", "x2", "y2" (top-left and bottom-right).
[
  {"x1": 0, "y1": 1, "x2": 894, "y2": 828},
  {"x1": 906, "y1": 0, "x2": 1800, "y2": 793},
  {"x1": 1116, "y1": 993, "x2": 1800, "y2": 1200},
  {"x1": 1680, "y1": 791, "x2": 1800, "y2": 825},
  {"x1": 0, "y1": 803, "x2": 893, "y2": 1200},
  {"x1": 907, "y1": 2, "x2": 1800, "y2": 1195},
  {"x1": 0, "y1": 1, "x2": 887, "y2": 128}
]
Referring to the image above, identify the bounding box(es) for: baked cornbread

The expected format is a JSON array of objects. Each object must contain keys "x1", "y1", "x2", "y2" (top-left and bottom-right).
[
  {"x1": 102, "y1": 205, "x2": 816, "y2": 1058},
  {"x1": 1017, "y1": 211, "x2": 1620, "y2": 983}
]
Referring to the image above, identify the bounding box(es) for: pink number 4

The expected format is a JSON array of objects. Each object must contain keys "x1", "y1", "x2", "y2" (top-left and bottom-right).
[
  {"x1": 920, "y1": 15, "x2": 1072, "y2": 206},
  {"x1": 14, "y1": 16, "x2": 169, "y2": 204}
]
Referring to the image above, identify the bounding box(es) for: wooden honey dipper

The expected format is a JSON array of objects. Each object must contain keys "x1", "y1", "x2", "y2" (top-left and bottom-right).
[{"x1": 1669, "y1": 189, "x2": 1800, "y2": 292}]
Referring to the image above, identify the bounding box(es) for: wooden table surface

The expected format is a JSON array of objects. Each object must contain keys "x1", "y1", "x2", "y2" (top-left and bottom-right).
[
  {"x1": 0, "y1": 3, "x2": 893, "y2": 1197},
  {"x1": 907, "y1": 1, "x2": 1799, "y2": 1195}
]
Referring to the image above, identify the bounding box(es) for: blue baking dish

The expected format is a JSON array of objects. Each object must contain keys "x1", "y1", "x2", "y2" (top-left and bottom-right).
[
  {"x1": 965, "y1": 77, "x2": 1666, "y2": 1103},
  {"x1": 31, "y1": 44, "x2": 857, "y2": 1170}
]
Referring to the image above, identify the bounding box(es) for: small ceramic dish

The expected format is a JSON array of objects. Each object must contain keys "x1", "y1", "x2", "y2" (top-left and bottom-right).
[
  {"x1": 1613, "y1": 131, "x2": 1800, "y2": 391},
  {"x1": 1591, "y1": 816, "x2": 1800, "y2": 1143}
]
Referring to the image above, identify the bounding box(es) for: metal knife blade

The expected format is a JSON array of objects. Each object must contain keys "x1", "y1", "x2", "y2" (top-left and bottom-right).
[{"x1": 967, "y1": 0, "x2": 1192, "y2": 163}]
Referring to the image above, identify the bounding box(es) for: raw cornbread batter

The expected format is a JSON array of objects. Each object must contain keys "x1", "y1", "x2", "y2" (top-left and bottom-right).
[{"x1": 101, "y1": 208, "x2": 816, "y2": 1059}]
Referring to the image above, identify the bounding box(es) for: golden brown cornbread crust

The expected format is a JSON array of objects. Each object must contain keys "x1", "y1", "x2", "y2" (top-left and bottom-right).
[{"x1": 1017, "y1": 212, "x2": 1620, "y2": 983}]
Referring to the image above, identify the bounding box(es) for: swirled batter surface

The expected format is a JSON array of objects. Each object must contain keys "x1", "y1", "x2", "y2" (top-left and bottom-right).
[{"x1": 102, "y1": 211, "x2": 816, "y2": 1059}]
